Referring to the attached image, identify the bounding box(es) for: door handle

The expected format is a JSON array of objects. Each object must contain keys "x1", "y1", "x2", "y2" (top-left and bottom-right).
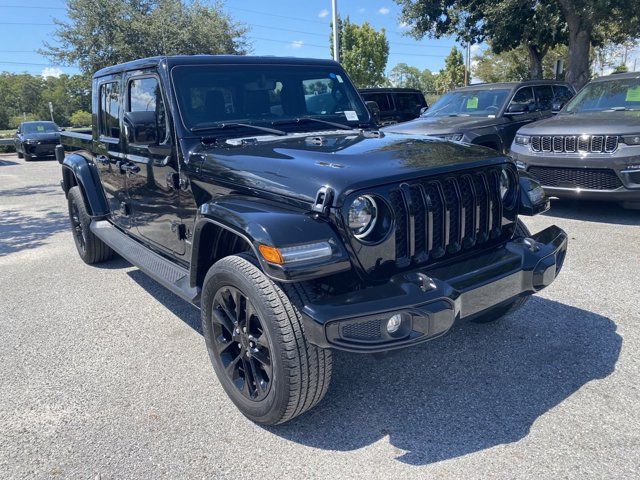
[{"x1": 96, "y1": 155, "x2": 109, "y2": 165}]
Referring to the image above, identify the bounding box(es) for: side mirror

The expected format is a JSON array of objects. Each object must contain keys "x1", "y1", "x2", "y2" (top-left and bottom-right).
[
  {"x1": 552, "y1": 100, "x2": 565, "y2": 113},
  {"x1": 506, "y1": 103, "x2": 529, "y2": 115},
  {"x1": 365, "y1": 100, "x2": 381, "y2": 124},
  {"x1": 124, "y1": 111, "x2": 158, "y2": 146},
  {"x1": 420, "y1": 106, "x2": 428, "y2": 115},
  {"x1": 518, "y1": 171, "x2": 550, "y2": 216}
]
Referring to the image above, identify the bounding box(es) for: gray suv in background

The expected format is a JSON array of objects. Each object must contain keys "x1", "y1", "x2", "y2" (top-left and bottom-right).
[
  {"x1": 510, "y1": 72, "x2": 640, "y2": 209},
  {"x1": 385, "y1": 80, "x2": 574, "y2": 154}
]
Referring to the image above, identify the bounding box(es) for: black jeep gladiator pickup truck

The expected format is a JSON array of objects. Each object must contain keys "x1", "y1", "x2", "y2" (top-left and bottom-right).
[{"x1": 58, "y1": 55, "x2": 567, "y2": 425}]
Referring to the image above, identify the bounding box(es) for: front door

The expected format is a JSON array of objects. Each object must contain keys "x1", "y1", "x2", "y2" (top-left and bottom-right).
[
  {"x1": 123, "y1": 73, "x2": 185, "y2": 256},
  {"x1": 94, "y1": 77, "x2": 129, "y2": 228},
  {"x1": 502, "y1": 86, "x2": 544, "y2": 146}
]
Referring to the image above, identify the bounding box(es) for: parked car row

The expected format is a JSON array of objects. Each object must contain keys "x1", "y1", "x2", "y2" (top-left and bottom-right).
[{"x1": 365, "y1": 73, "x2": 640, "y2": 209}]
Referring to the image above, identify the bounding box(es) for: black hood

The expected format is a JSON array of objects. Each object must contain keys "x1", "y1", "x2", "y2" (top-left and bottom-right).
[
  {"x1": 518, "y1": 111, "x2": 640, "y2": 135},
  {"x1": 382, "y1": 115, "x2": 503, "y2": 136},
  {"x1": 192, "y1": 131, "x2": 507, "y2": 206}
]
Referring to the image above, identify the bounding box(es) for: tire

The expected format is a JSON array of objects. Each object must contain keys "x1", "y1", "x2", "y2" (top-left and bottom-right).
[
  {"x1": 470, "y1": 220, "x2": 531, "y2": 323},
  {"x1": 67, "y1": 186, "x2": 114, "y2": 264},
  {"x1": 16, "y1": 148, "x2": 23, "y2": 159},
  {"x1": 23, "y1": 152, "x2": 32, "y2": 162},
  {"x1": 201, "y1": 254, "x2": 332, "y2": 425}
]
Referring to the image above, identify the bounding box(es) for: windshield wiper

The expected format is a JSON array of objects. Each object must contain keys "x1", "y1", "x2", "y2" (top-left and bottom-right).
[
  {"x1": 609, "y1": 106, "x2": 638, "y2": 111},
  {"x1": 190, "y1": 122, "x2": 287, "y2": 136},
  {"x1": 272, "y1": 117, "x2": 354, "y2": 131}
]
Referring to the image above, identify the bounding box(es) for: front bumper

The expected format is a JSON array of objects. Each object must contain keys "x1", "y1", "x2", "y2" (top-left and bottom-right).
[
  {"x1": 510, "y1": 143, "x2": 640, "y2": 203},
  {"x1": 24, "y1": 142, "x2": 57, "y2": 156},
  {"x1": 302, "y1": 225, "x2": 567, "y2": 353}
]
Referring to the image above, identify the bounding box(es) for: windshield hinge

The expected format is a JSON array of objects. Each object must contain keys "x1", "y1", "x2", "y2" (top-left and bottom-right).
[{"x1": 312, "y1": 186, "x2": 334, "y2": 215}]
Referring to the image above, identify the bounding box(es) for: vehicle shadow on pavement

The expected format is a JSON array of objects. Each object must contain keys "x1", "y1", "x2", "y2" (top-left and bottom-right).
[
  {"x1": 267, "y1": 297, "x2": 621, "y2": 466},
  {"x1": 0, "y1": 183, "x2": 63, "y2": 197},
  {"x1": 544, "y1": 199, "x2": 640, "y2": 225},
  {"x1": 0, "y1": 209, "x2": 69, "y2": 256},
  {"x1": 0, "y1": 158, "x2": 18, "y2": 166},
  {"x1": 121, "y1": 269, "x2": 621, "y2": 465}
]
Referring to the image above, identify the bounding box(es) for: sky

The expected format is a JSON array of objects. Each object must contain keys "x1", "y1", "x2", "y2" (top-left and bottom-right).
[
  {"x1": 0, "y1": 0, "x2": 462, "y2": 78},
  {"x1": 0, "y1": 1, "x2": 636, "y2": 79}
]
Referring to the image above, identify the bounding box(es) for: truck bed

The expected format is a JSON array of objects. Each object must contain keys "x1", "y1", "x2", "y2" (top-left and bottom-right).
[{"x1": 60, "y1": 130, "x2": 93, "y2": 152}]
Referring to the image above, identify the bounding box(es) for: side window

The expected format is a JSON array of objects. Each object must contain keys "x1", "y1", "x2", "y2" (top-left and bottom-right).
[
  {"x1": 395, "y1": 93, "x2": 422, "y2": 112},
  {"x1": 553, "y1": 85, "x2": 574, "y2": 103},
  {"x1": 534, "y1": 85, "x2": 554, "y2": 110},
  {"x1": 509, "y1": 87, "x2": 535, "y2": 111},
  {"x1": 365, "y1": 93, "x2": 392, "y2": 112},
  {"x1": 99, "y1": 81, "x2": 121, "y2": 138},
  {"x1": 127, "y1": 77, "x2": 167, "y2": 143}
]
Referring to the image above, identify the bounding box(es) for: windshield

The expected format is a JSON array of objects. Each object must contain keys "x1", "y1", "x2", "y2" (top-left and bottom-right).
[
  {"x1": 22, "y1": 122, "x2": 58, "y2": 134},
  {"x1": 565, "y1": 77, "x2": 640, "y2": 113},
  {"x1": 424, "y1": 88, "x2": 511, "y2": 117},
  {"x1": 171, "y1": 64, "x2": 370, "y2": 131}
]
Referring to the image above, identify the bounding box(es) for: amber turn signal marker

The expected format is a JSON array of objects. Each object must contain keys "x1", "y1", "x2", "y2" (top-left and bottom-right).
[{"x1": 258, "y1": 245, "x2": 284, "y2": 264}]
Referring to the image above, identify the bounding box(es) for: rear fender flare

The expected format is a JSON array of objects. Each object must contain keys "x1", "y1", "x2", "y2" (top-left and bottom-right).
[{"x1": 61, "y1": 153, "x2": 109, "y2": 217}]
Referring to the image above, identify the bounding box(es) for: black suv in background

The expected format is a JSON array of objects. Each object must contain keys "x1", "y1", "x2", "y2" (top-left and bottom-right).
[
  {"x1": 14, "y1": 121, "x2": 61, "y2": 161},
  {"x1": 359, "y1": 88, "x2": 428, "y2": 125},
  {"x1": 510, "y1": 72, "x2": 640, "y2": 209},
  {"x1": 385, "y1": 81, "x2": 575, "y2": 154}
]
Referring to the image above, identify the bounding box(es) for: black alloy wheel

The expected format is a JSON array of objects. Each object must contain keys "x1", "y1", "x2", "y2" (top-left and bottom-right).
[
  {"x1": 211, "y1": 286, "x2": 273, "y2": 401},
  {"x1": 69, "y1": 200, "x2": 87, "y2": 254}
]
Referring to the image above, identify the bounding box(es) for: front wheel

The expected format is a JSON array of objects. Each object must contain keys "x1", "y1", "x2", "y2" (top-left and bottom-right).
[{"x1": 201, "y1": 254, "x2": 332, "y2": 425}]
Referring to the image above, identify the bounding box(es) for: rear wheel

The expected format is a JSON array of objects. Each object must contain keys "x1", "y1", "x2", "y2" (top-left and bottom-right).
[
  {"x1": 67, "y1": 186, "x2": 114, "y2": 264},
  {"x1": 201, "y1": 254, "x2": 332, "y2": 425},
  {"x1": 470, "y1": 220, "x2": 531, "y2": 323}
]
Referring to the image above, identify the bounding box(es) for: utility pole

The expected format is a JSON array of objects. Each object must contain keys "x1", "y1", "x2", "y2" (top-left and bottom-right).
[
  {"x1": 464, "y1": 42, "x2": 471, "y2": 86},
  {"x1": 332, "y1": 0, "x2": 339, "y2": 62},
  {"x1": 48, "y1": 102, "x2": 54, "y2": 123}
]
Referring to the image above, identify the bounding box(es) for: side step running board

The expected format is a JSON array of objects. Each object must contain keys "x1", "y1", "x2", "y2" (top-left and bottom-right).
[{"x1": 90, "y1": 220, "x2": 200, "y2": 306}]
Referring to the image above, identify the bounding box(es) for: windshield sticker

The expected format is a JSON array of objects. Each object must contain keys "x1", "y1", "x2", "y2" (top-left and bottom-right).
[
  {"x1": 466, "y1": 97, "x2": 479, "y2": 109},
  {"x1": 344, "y1": 110, "x2": 359, "y2": 121},
  {"x1": 36, "y1": 125, "x2": 45, "y2": 132},
  {"x1": 336, "y1": 74, "x2": 344, "y2": 83},
  {"x1": 625, "y1": 86, "x2": 640, "y2": 102}
]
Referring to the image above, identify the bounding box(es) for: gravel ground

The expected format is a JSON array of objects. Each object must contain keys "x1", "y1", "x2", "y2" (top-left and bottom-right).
[{"x1": 0, "y1": 153, "x2": 639, "y2": 479}]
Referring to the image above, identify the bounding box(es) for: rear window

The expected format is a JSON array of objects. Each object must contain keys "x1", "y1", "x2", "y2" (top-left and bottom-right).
[
  {"x1": 98, "y1": 81, "x2": 121, "y2": 138},
  {"x1": 362, "y1": 92, "x2": 392, "y2": 112},
  {"x1": 395, "y1": 92, "x2": 426, "y2": 112}
]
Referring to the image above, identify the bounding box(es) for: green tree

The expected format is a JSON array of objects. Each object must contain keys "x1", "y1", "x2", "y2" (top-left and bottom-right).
[
  {"x1": 70, "y1": 110, "x2": 92, "y2": 127},
  {"x1": 396, "y1": 0, "x2": 565, "y2": 80},
  {"x1": 388, "y1": 63, "x2": 423, "y2": 89},
  {"x1": 556, "y1": 0, "x2": 640, "y2": 87},
  {"x1": 435, "y1": 47, "x2": 465, "y2": 93},
  {"x1": 331, "y1": 17, "x2": 390, "y2": 88},
  {"x1": 474, "y1": 44, "x2": 569, "y2": 82},
  {"x1": 41, "y1": 0, "x2": 249, "y2": 75}
]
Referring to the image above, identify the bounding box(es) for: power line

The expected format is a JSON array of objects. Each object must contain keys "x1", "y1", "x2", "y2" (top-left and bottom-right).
[{"x1": 0, "y1": 4, "x2": 65, "y2": 9}]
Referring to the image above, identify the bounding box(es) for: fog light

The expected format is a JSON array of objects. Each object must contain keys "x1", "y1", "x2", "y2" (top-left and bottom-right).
[{"x1": 386, "y1": 314, "x2": 403, "y2": 334}]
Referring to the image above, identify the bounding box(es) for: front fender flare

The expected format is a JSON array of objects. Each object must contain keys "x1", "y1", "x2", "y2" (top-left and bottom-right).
[{"x1": 191, "y1": 196, "x2": 352, "y2": 283}]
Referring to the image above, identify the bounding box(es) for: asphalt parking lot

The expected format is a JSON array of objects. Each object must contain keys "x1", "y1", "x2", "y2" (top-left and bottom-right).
[{"x1": 1, "y1": 152, "x2": 639, "y2": 479}]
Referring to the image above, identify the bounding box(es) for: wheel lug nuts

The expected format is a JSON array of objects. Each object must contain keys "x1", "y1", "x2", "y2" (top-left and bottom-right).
[
  {"x1": 237, "y1": 343, "x2": 242, "y2": 349},
  {"x1": 245, "y1": 351, "x2": 250, "y2": 357},
  {"x1": 243, "y1": 327, "x2": 247, "y2": 333}
]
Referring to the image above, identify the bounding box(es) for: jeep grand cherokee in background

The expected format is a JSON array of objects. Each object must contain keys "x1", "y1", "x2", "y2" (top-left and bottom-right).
[
  {"x1": 359, "y1": 88, "x2": 428, "y2": 125},
  {"x1": 385, "y1": 81, "x2": 575, "y2": 154},
  {"x1": 58, "y1": 55, "x2": 567, "y2": 425},
  {"x1": 510, "y1": 72, "x2": 640, "y2": 210}
]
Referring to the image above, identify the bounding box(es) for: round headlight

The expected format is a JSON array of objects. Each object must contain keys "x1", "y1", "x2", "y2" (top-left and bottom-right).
[
  {"x1": 348, "y1": 195, "x2": 377, "y2": 238},
  {"x1": 499, "y1": 168, "x2": 510, "y2": 200}
]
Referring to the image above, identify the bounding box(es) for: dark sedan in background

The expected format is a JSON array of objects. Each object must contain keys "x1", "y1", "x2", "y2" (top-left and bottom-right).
[
  {"x1": 385, "y1": 80, "x2": 575, "y2": 154},
  {"x1": 510, "y1": 72, "x2": 640, "y2": 210},
  {"x1": 14, "y1": 121, "x2": 61, "y2": 161}
]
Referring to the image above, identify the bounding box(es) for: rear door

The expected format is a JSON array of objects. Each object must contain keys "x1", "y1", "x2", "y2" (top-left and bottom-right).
[
  {"x1": 123, "y1": 72, "x2": 185, "y2": 256},
  {"x1": 94, "y1": 75, "x2": 129, "y2": 228}
]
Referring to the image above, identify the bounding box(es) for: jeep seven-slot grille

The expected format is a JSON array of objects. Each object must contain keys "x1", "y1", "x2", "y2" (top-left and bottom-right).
[
  {"x1": 530, "y1": 135, "x2": 619, "y2": 153},
  {"x1": 389, "y1": 166, "x2": 511, "y2": 266},
  {"x1": 527, "y1": 166, "x2": 622, "y2": 190}
]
